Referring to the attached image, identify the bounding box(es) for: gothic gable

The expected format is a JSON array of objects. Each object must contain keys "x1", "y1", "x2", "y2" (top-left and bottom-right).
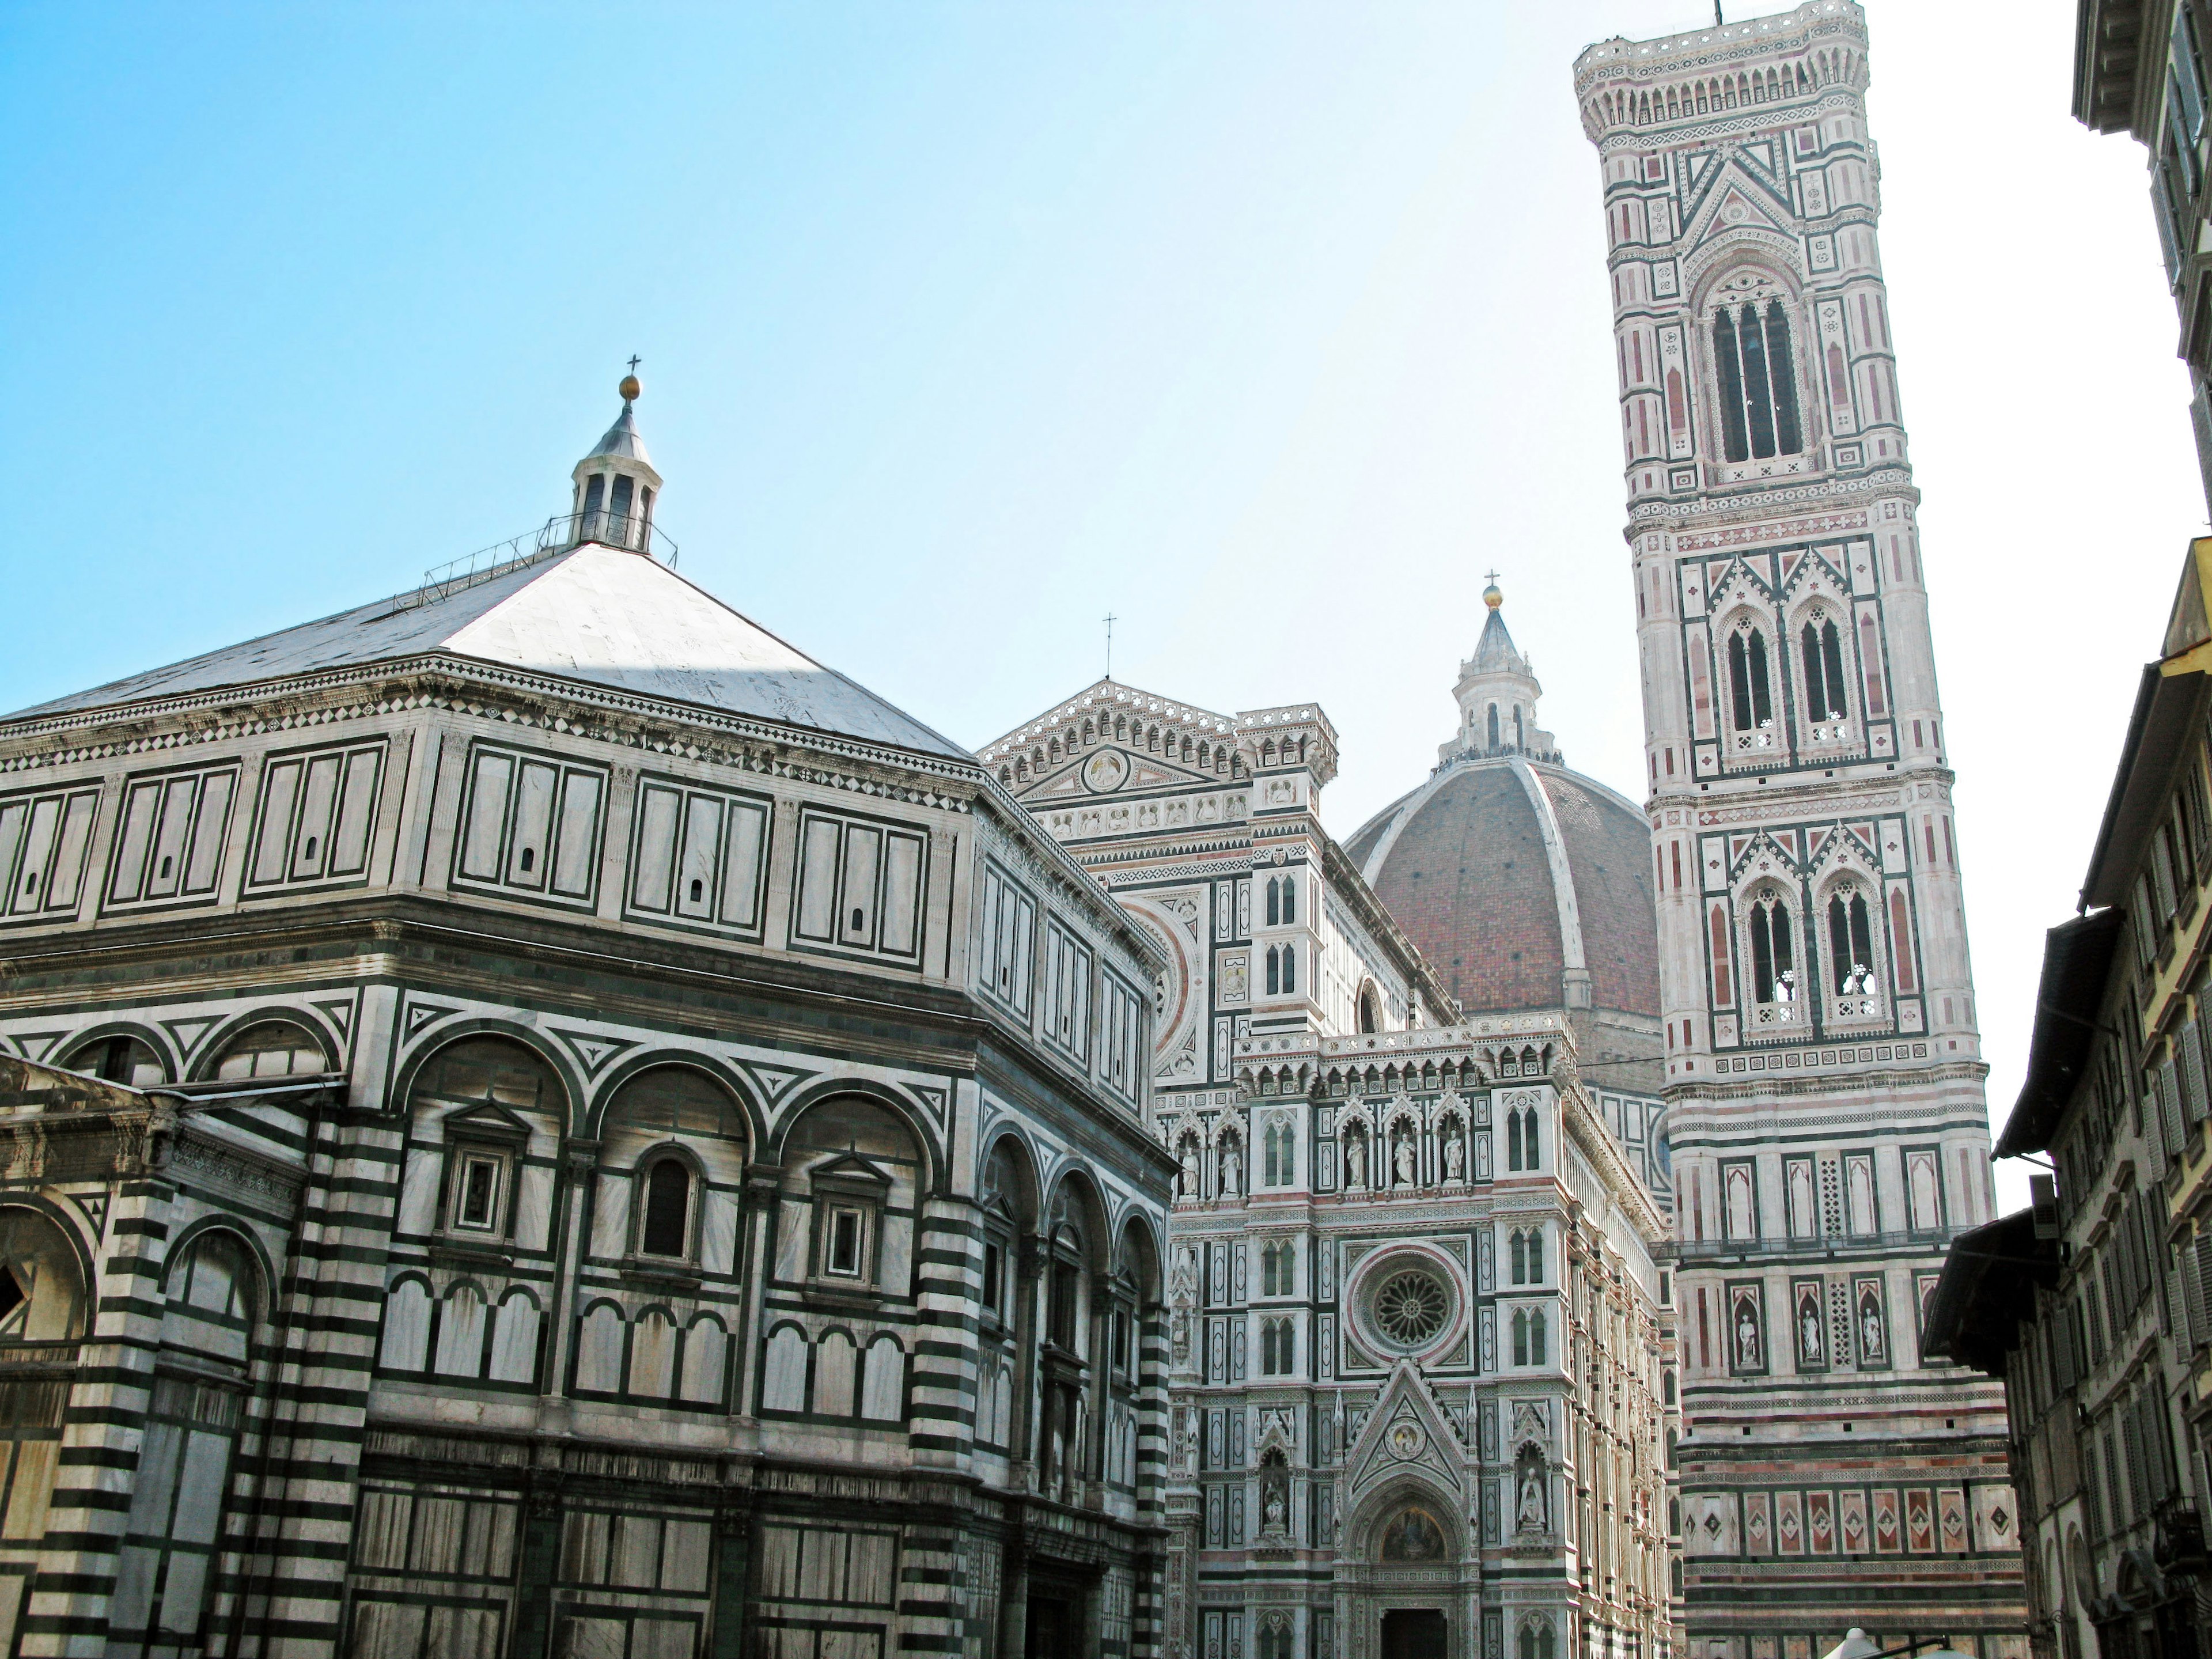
[{"x1": 1342, "y1": 1359, "x2": 1470, "y2": 1514}]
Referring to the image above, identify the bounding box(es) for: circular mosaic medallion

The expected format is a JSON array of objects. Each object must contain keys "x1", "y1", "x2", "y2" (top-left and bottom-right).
[
  {"x1": 1387, "y1": 1420, "x2": 1425, "y2": 1460},
  {"x1": 1082, "y1": 749, "x2": 1130, "y2": 793},
  {"x1": 1371, "y1": 1267, "x2": 1450, "y2": 1348}
]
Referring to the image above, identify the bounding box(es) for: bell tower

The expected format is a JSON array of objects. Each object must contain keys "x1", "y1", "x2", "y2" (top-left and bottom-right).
[{"x1": 1573, "y1": 5, "x2": 2026, "y2": 1655}]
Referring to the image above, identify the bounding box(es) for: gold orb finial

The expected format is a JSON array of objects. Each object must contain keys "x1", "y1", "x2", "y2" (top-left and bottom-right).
[
  {"x1": 619, "y1": 373, "x2": 642, "y2": 402},
  {"x1": 1483, "y1": 582, "x2": 1503, "y2": 609}
]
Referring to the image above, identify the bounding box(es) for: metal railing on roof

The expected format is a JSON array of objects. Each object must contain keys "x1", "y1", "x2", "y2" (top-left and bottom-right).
[{"x1": 387, "y1": 513, "x2": 680, "y2": 614}]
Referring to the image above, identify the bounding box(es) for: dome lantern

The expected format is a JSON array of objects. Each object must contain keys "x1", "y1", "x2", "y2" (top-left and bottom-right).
[
  {"x1": 567, "y1": 363, "x2": 664, "y2": 554},
  {"x1": 1445, "y1": 575, "x2": 1558, "y2": 765}
]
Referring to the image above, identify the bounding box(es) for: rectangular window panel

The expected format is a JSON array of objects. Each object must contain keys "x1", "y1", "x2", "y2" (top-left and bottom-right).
[
  {"x1": 879, "y1": 831, "x2": 922, "y2": 957},
  {"x1": 549, "y1": 772, "x2": 601, "y2": 899},
  {"x1": 458, "y1": 752, "x2": 514, "y2": 882},
  {"x1": 839, "y1": 824, "x2": 882, "y2": 948},
  {"x1": 978, "y1": 861, "x2": 1037, "y2": 1013},
  {"x1": 794, "y1": 816, "x2": 842, "y2": 942},
  {"x1": 791, "y1": 809, "x2": 929, "y2": 965},
  {"x1": 674, "y1": 793, "x2": 723, "y2": 921},
  {"x1": 450, "y1": 745, "x2": 607, "y2": 910},
  {"x1": 104, "y1": 765, "x2": 240, "y2": 912},
  {"x1": 629, "y1": 785, "x2": 681, "y2": 913},
  {"x1": 505, "y1": 763, "x2": 559, "y2": 890},
  {"x1": 719, "y1": 800, "x2": 767, "y2": 930},
  {"x1": 245, "y1": 740, "x2": 386, "y2": 893},
  {"x1": 0, "y1": 785, "x2": 100, "y2": 922}
]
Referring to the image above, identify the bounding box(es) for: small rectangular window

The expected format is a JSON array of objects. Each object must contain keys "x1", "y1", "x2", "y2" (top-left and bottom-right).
[
  {"x1": 828, "y1": 1209, "x2": 863, "y2": 1277},
  {"x1": 456, "y1": 1155, "x2": 501, "y2": 1230}
]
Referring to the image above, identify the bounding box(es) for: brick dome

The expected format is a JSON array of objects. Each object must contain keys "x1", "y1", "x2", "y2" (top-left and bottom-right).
[{"x1": 1344, "y1": 755, "x2": 1660, "y2": 1021}]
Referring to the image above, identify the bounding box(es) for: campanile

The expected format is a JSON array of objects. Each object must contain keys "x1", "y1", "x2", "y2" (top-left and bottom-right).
[{"x1": 1573, "y1": 6, "x2": 2028, "y2": 1654}]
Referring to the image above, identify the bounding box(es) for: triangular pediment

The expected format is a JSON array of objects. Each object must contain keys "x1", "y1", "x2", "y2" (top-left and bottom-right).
[
  {"x1": 442, "y1": 1101, "x2": 533, "y2": 1142},
  {"x1": 1343, "y1": 1359, "x2": 1469, "y2": 1509},
  {"x1": 1686, "y1": 162, "x2": 1793, "y2": 250}
]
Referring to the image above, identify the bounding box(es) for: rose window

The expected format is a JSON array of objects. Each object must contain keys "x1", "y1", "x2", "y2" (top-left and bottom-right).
[{"x1": 1371, "y1": 1268, "x2": 1450, "y2": 1348}]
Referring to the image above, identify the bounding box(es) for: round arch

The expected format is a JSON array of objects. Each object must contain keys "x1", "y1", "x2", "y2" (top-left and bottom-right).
[
  {"x1": 0, "y1": 1201, "x2": 96, "y2": 1345},
  {"x1": 1041, "y1": 1162, "x2": 1112, "y2": 1272},
  {"x1": 1344, "y1": 1475, "x2": 1471, "y2": 1566},
  {"x1": 772, "y1": 1078, "x2": 940, "y2": 1194},
  {"x1": 55, "y1": 1023, "x2": 176, "y2": 1086},
  {"x1": 388, "y1": 1022, "x2": 581, "y2": 1132},
  {"x1": 978, "y1": 1127, "x2": 1043, "y2": 1230},
  {"x1": 188, "y1": 1006, "x2": 342, "y2": 1082},
  {"x1": 586, "y1": 1051, "x2": 762, "y2": 1149},
  {"x1": 160, "y1": 1215, "x2": 277, "y2": 1324}
]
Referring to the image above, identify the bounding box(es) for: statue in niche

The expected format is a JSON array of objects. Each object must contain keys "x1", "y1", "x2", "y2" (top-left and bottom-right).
[
  {"x1": 1219, "y1": 1141, "x2": 1243, "y2": 1198},
  {"x1": 1859, "y1": 1295, "x2": 1885, "y2": 1362},
  {"x1": 1259, "y1": 1451, "x2": 1290, "y2": 1539},
  {"x1": 1380, "y1": 1505, "x2": 1446, "y2": 1562},
  {"x1": 1178, "y1": 1137, "x2": 1201, "y2": 1198},
  {"x1": 1344, "y1": 1131, "x2": 1366, "y2": 1191},
  {"x1": 1798, "y1": 1295, "x2": 1823, "y2": 1365},
  {"x1": 1736, "y1": 1296, "x2": 1763, "y2": 1370},
  {"x1": 1443, "y1": 1124, "x2": 1465, "y2": 1182},
  {"x1": 1393, "y1": 1129, "x2": 1418, "y2": 1188},
  {"x1": 1517, "y1": 1456, "x2": 1548, "y2": 1531}
]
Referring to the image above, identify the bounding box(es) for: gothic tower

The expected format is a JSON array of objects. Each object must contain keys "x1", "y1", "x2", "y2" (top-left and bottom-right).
[{"x1": 1573, "y1": 7, "x2": 2028, "y2": 1656}]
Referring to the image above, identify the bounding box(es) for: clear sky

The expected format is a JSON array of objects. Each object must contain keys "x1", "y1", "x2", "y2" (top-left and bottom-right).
[{"x1": 1, "y1": 1, "x2": 2197, "y2": 1204}]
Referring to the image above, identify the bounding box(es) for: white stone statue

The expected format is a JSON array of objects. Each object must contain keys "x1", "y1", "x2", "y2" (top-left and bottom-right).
[
  {"x1": 1517, "y1": 1463, "x2": 1546, "y2": 1529},
  {"x1": 1179, "y1": 1139, "x2": 1200, "y2": 1198},
  {"x1": 1344, "y1": 1132, "x2": 1366, "y2": 1190},
  {"x1": 1393, "y1": 1133, "x2": 1417, "y2": 1187},
  {"x1": 1861, "y1": 1305, "x2": 1884, "y2": 1360},
  {"x1": 1220, "y1": 1143, "x2": 1242, "y2": 1197},
  {"x1": 1444, "y1": 1127, "x2": 1465, "y2": 1181},
  {"x1": 1737, "y1": 1306, "x2": 1760, "y2": 1368},
  {"x1": 1264, "y1": 1488, "x2": 1287, "y2": 1532},
  {"x1": 1800, "y1": 1305, "x2": 1821, "y2": 1362}
]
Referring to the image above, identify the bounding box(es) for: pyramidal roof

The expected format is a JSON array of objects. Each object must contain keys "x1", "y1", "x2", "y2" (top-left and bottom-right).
[
  {"x1": 586, "y1": 402, "x2": 652, "y2": 467},
  {"x1": 1469, "y1": 606, "x2": 1530, "y2": 677},
  {"x1": 5, "y1": 543, "x2": 967, "y2": 760}
]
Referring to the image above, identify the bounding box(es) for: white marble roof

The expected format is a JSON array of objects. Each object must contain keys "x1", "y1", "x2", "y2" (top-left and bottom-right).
[{"x1": 7, "y1": 544, "x2": 968, "y2": 760}]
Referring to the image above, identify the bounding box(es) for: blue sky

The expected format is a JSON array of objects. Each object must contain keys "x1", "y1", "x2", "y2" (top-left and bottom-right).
[{"x1": 1, "y1": 1, "x2": 2199, "y2": 1176}]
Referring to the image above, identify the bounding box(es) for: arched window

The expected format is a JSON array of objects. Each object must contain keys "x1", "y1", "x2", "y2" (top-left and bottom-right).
[
  {"x1": 1530, "y1": 1309, "x2": 1548, "y2": 1366},
  {"x1": 1512, "y1": 1308, "x2": 1530, "y2": 1366},
  {"x1": 1712, "y1": 298, "x2": 1803, "y2": 461},
  {"x1": 1510, "y1": 1230, "x2": 1527, "y2": 1285},
  {"x1": 1727, "y1": 628, "x2": 1773, "y2": 731},
  {"x1": 1522, "y1": 1108, "x2": 1540, "y2": 1169},
  {"x1": 1748, "y1": 895, "x2": 1795, "y2": 1004},
  {"x1": 1801, "y1": 616, "x2": 1848, "y2": 721},
  {"x1": 1488, "y1": 704, "x2": 1501, "y2": 749},
  {"x1": 1266, "y1": 946, "x2": 1280, "y2": 997},
  {"x1": 1828, "y1": 890, "x2": 1876, "y2": 995},
  {"x1": 1358, "y1": 986, "x2": 1380, "y2": 1035},
  {"x1": 214, "y1": 1020, "x2": 327, "y2": 1079},
  {"x1": 638, "y1": 1157, "x2": 694, "y2": 1258},
  {"x1": 1281, "y1": 945, "x2": 1297, "y2": 995},
  {"x1": 1281, "y1": 879, "x2": 1297, "y2": 926},
  {"x1": 1663, "y1": 1370, "x2": 1677, "y2": 1406},
  {"x1": 1514, "y1": 707, "x2": 1525, "y2": 750},
  {"x1": 1266, "y1": 878, "x2": 1280, "y2": 927},
  {"x1": 1263, "y1": 1123, "x2": 1293, "y2": 1189},
  {"x1": 1525, "y1": 1228, "x2": 1544, "y2": 1285}
]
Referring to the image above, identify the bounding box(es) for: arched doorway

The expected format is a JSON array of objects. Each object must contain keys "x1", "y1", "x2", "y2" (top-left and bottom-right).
[{"x1": 1339, "y1": 1482, "x2": 1472, "y2": 1659}]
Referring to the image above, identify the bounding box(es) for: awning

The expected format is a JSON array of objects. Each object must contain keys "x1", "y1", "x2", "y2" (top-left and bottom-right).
[
  {"x1": 1993, "y1": 909, "x2": 2123, "y2": 1158},
  {"x1": 1921, "y1": 1210, "x2": 2060, "y2": 1377}
]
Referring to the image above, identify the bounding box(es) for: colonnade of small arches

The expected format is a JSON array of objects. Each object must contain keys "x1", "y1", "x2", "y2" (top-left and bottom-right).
[
  {"x1": 995, "y1": 709, "x2": 1247, "y2": 786},
  {"x1": 1585, "y1": 46, "x2": 1863, "y2": 132}
]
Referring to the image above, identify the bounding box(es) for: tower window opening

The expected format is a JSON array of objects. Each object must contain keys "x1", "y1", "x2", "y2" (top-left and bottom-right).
[
  {"x1": 1748, "y1": 895, "x2": 1794, "y2": 1005},
  {"x1": 1801, "y1": 617, "x2": 1847, "y2": 721},
  {"x1": 1282, "y1": 879, "x2": 1297, "y2": 926},
  {"x1": 1514, "y1": 707, "x2": 1525, "y2": 751},
  {"x1": 1488, "y1": 704, "x2": 1501, "y2": 749},
  {"x1": 1830, "y1": 891, "x2": 1876, "y2": 996},
  {"x1": 1728, "y1": 629, "x2": 1772, "y2": 731},
  {"x1": 1712, "y1": 297, "x2": 1804, "y2": 461},
  {"x1": 608, "y1": 474, "x2": 636, "y2": 541}
]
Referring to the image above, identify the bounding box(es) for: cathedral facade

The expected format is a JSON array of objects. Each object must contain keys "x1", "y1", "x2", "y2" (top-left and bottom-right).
[
  {"x1": 1574, "y1": 4, "x2": 2027, "y2": 1655},
  {"x1": 982, "y1": 592, "x2": 1677, "y2": 1659}
]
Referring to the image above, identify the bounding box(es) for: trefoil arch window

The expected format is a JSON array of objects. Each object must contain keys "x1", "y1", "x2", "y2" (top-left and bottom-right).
[
  {"x1": 1266, "y1": 946, "x2": 1280, "y2": 997},
  {"x1": 1266, "y1": 878, "x2": 1281, "y2": 927},
  {"x1": 1281, "y1": 879, "x2": 1297, "y2": 926}
]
